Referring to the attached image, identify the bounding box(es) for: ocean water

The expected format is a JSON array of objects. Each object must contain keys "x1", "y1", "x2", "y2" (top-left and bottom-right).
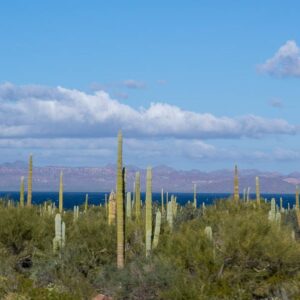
[{"x1": 0, "y1": 191, "x2": 296, "y2": 209}]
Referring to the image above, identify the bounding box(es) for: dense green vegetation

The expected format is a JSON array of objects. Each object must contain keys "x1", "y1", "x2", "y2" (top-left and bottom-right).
[{"x1": 0, "y1": 199, "x2": 299, "y2": 299}]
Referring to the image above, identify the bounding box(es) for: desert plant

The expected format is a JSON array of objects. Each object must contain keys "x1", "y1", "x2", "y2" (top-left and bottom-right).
[
  {"x1": 145, "y1": 167, "x2": 152, "y2": 257},
  {"x1": 116, "y1": 130, "x2": 125, "y2": 268},
  {"x1": 233, "y1": 165, "x2": 239, "y2": 202},
  {"x1": 19, "y1": 176, "x2": 25, "y2": 207}
]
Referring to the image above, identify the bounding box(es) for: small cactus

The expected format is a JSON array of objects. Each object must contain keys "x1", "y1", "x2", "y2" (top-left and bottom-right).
[
  {"x1": 246, "y1": 187, "x2": 250, "y2": 202},
  {"x1": 73, "y1": 205, "x2": 79, "y2": 222},
  {"x1": 20, "y1": 176, "x2": 25, "y2": 207},
  {"x1": 204, "y1": 226, "x2": 213, "y2": 241},
  {"x1": 268, "y1": 198, "x2": 281, "y2": 225},
  {"x1": 256, "y1": 176, "x2": 260, "y2": 206},
  {"x1": 108, "y1": 191, "x2": 116, "y2": 225},
  {"x1": 152, "y1": 209, "x2": 161, "y2": 249},
  {"x1": 126, "y1": 192, "x2": 132, "y2": 218},
  {"x1": 280, "y1": 197, "x2": 284, "y2": 212},
  {"x1": 84, "y1": 194, "x2": 88, "y2": 213},
  {"x1": 193, "y1": 183, "x2": 197, "y2": 208},
  {"x1": 53, "y1": 213, "x2": 65, "y2": 253}
]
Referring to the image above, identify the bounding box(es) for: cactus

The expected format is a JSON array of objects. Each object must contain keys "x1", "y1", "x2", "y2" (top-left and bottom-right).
[
  {"x1": 152, "y1": 209, "x2": 161, "y2": 249},
  {"x1": 161, "y1": 188, "x2": 164, "y2": 214},
  {"x1": 280, "y1": 197, "x2": 284, "y2": 212},
  {"x1": 84, "y1": 194, "x2": 88, "y2": 213},
  {"x1": 73, "y1": 205, "x2": 77, "y2": 221},
  {"x1": 172, "y1": 195, "x2": 177, "y2": 217},
  {"x1": 47, "y1": 204, "x2": 52, "y2": 216},
  {"x1": 27, "y1": 154, "x2": 33, "y2": 206},
  {"x1": 73, "y1": 205, "x2": 79, "y2": 222},
  {"x1": 167, "y1": 200, "x2": 173, "y2": 231},
  {"x1": 145, "y1": 167, "x2": 152, "y2": 257},
  {"x1": 52, "y1": 202, "x2": 56, "y2": 215},
  {"x1": 292, "y1": 230, "x2": 296, "y2": 240},
  {"x1": 135, "y1": 172, "x2": 141, "y2": 219},
  {"x1": 108, "y1": 191, "x2": 116, "y2": 225},
  {"x1": 53, "y1": 213, "x2": 65, "y2": 253},
  {"x1": 193, "y1": 183, "x2": 197, "y2": 208},
  {"x1": 268, "y1": 198, "x2": 281, "y2": 224},
  {"x1": 126, "y1": 192, "x2": 132, "y2": 218},
  {"x1": 204, "y1": 226, "x2": 213, "y2": 241},
  {"x1": 20, "y1": 176, "x2": 25, "y2": 207},
  {"x1": 246, "y1": 187, "x2": 250, "y2": 202},
  {"x1": 256, "y1": 176, "x2": 260, "y2": 206},
  {"x1": 116, "y1": 131, "x2": 125, "y2": 269},
  {"x1": 233, "y1": 165, "x2": 239, "y2": 202},
  {"x1": 59, "y1": 171, "x2": 63, "y2": 213},
  {"x1": 202, "y1": 201, "x2": 206, "y2": 211}
]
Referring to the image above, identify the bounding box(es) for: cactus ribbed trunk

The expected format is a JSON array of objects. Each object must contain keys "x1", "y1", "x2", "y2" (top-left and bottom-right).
[
  {"x1": 126, "y1": 192, "x2": 132, "y2": 218},
  {"x1": 145, "y1": 167, "x2": 152, "y2": 257},
  {"x1": 84, "y1": 194, "x2": 88, "y2": 213},
  {"x1": 116, "y1": 131, "x2": 125, "y2": 269},
  {"x1": 246, "y1": 187, "x2": 250, "y2": 202},
  {"x1": 108, "y1": 191, "x2": 116, "y2": 225},
  {"x1": 20, "y1": 176, "x2": 25, "y2": 207},
  {"x1": 256, "y1": 176, "x2": 260, "y2": 206},
  {"x1": 27, "y1": 155, "x2": 33, "y2": 206},
  {"x1": 59, "y1": 171, "x2": 63, "y2": 213},
  {"x1": 167, "y1": 200, "x2": 173, "y2": 231},
  {"x1": 233, "y1": 165, "x2": 239, "y2": 202},
  {"x1": 152, "y1": 209, "x2": 161, "y2": 249},
  {"x1": 135, "y1": 172, "x2": 141, "y2": 219}
]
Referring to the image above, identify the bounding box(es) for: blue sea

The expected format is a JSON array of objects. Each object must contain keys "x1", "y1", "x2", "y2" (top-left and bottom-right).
[{"x1": 0, "y1": 192, "x2": 296, "y2": 209}]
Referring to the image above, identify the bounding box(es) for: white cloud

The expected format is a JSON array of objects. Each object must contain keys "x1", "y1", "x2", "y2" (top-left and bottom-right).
[
  {"x1": 0, "y1": 82, "x2": 297, "y2": 140},
  {"x1": 258, "y1": 40, "x2": 300, "y2": 77}
]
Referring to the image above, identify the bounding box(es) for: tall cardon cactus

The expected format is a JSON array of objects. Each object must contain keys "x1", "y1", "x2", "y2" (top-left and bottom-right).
[
  {"x1": 116, "y1": 131, "x2": 125, "y2": 268},
  {"x1": 145, "y1": 167, "x2": 152, "y2": 257},
  {"x1": 135, "y1": 171, "x2": 141, "y2": 218}
]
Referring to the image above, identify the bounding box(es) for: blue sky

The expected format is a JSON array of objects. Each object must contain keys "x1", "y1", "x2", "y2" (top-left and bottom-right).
[{"x1": 0, "y1": 1, "x2": 300, "y2": 172}]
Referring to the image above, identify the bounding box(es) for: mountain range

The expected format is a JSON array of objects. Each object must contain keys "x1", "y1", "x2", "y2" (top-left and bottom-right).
[{"x1": 0, "y1": 161, "x2": 299, "y2": 194}]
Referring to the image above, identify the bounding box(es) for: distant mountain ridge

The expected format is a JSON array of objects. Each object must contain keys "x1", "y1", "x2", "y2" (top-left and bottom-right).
[{"x1": 0, "y1": 161, "x2": 299, "y2": 193}]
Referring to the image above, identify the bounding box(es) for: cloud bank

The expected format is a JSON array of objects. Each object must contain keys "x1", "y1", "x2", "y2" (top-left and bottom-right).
[
  {"x1": 0, "y1": 82, "x2": 296, "y2": 140},
  {"x1": 258, "y1": 40, "x2": 300, "y2": 77}
]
